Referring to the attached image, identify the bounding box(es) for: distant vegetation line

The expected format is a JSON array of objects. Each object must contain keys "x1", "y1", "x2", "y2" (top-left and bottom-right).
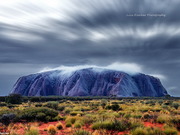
[{"x1": 0, "y1": 94, "x2": 178, "y2": 103}]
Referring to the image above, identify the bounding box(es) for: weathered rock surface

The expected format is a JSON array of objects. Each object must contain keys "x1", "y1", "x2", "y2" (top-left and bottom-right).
[{"x1": 11, "y1": 68, "x2": 168, "y2": 97}]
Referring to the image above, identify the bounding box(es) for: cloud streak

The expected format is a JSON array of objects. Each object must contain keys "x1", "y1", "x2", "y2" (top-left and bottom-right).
[{"x1": 39, "y1": 62, "x2": 142, "y2": 75}]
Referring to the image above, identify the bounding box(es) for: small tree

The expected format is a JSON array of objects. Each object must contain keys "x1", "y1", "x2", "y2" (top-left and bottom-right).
[{"x1": 5, "y1": 94, "x2": 22, "y2": 104}]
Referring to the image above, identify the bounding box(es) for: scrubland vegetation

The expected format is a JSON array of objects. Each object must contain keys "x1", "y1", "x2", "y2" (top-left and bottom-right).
[{"x1": 0, "y1": 94, "x2": 180, "y2": 134}]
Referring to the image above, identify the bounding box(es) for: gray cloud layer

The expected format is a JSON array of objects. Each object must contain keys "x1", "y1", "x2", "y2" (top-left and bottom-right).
[{"x1": 0, "y1": 0, "x2": 180, "y2": 96}]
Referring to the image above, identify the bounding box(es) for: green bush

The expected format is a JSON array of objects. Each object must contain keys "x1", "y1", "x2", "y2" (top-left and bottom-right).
[
  {"x1": 105, "y1": 104, "x2": 121, "y2": 111},
  {"x1": 172, "y1": 103, "x2": 179, "y2": 110},
  {"x1": 92, "y1": 119, "x2": 129, "y2": 131},
  {"x1": 5, "y1": 94, "x2": 22, "y2": 104},
  {"x1": 74, "y1": 120, "x2": 84, "y2": 128},
  {"x1": 131, "y1": 127, "x2": 148, "y2": 135},
  {"x1": 170, "y1": 115, "x2": 180, "y2": 129},
  {"x1": 132, "y1": 127, "x2": 164, "y2": 135},
  {"x1": 163, "y1": 127, "x2": 178, "y2": 135},
  {"x1": 65, "y1": 116, "x2": 76, "y2": 124},
  {"x1": 66, "y1": 122, "x2": 72, "y2": 127},
  {"x1": 18, "y1": 107, "x2": 58, "y2": 122},
  {"x1": 58, "y1": 106, "x2": 65, "y2": 111},
  {"x1": 157, "y1": 114, "x2": 170, "y2": 124},
  {"x1": 74, "y1": 123, "x2": 82, "y2": 128},
  {"x1": 129, "y1": 119, "x2": 144, "y2": 130},
  {"x1": 43, "y1": 101, "x2": 59, "y2": 110}
]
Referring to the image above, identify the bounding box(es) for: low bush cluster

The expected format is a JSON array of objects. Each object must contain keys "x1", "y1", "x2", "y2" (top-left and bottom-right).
[{"x1": 18, "y1": 107, "x2": 58, "y2": 122}]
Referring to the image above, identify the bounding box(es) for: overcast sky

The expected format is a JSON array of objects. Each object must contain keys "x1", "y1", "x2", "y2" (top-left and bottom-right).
[{"x1": 0, "y1": 0, "x2": 180, "y2": 96}]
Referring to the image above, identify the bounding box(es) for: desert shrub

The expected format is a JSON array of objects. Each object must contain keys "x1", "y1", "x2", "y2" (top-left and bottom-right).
[
  {"x1": 47, "y1": 125, "x2": 57, "y2": 135},
  {"x1": 18, "y1": 107, "x2": 58, "y2": 122},
  {"x1": 133, "y1": 127, "x2": 164, "y2": 135},
  {"x1": 105, "y1": 104, "x2": 121, "y2": 111},
  {"x1": 139, "y1": 107, "x2": 150, "y2": 112},
  {"x1": 131, "y1": 127, "x2": 148, "y2": 135},
  {"x1": 73, "y1": 130, "x2": 91, "y2": 135},
  {"x1": 0, "y1": 113, "x2": 16, "y2": 126},
  {"x1": 118, "y1": 111, "x2": 126, "y2": 116},
  {"x1": 152, "y1": 107, "x2": 162, "y2": 112},
  {"x1": 58, "y1": 106, "x2": 65, "y2": 111},
  {"x1": 131, "y1": 112, "x2": 142, "y2": 119},
  {"x1": 91, "y1": 121, "x2": 112, "y2": 130},
  {"x1": 162, "y1": 105, "x2": 169, "y2": 109},
  {"x1": 52, "y1": 115, "x2": 64, "y2": 121},
  {"x1": 142, "y1": 112, "x2": 153, "y2": 120},
  {"x1": 5, "y1": 94, "x2": 22, "y2": 104},
  {"x1": 65, "y1": 116, "x2": 76, "y2": 124},
  {"x1": 149, "y1": 127, "x2": 163, "y2": 135},
  {"x1": 157, "y1": 114, "x2": 171, "y2": 124},
  {"x1": 56, "y1": 122, "x2": 63, "y2": 130},
  {"x1": 43, "y1": 101, "x2": 59, "y2": 110},
  {"x1": 74, "y1": 120, "x2": 84, "y2": 128},
  {"x1": 163, "y1": 127, "x2": 178, "y2": 135},
  {"x1": 25, "y1": 127, "x2": 39, "y2": 135},
  {"x1": 129, "y1": 118, "x2": 144, "y2": 130},
  {"x1": 74, "y1": 123, "x2": 82, "y2": 128},
  {"x1": 81, "y1": 106, "x2": 91, "y2": 111},
  {"x1": 111, "y1": 104, "x2": 121, "y2": 111},
  {"x1": 91, "y1": 119, "x2": 129, "y2": 131},
  {"x1": 124, "y1": 113, "x2": 131, "y2": 118},
  {"x1": 160, "y1": 110, "x2": 170, "y2": 115},
  {"x1": 36, "y1": 112, "x2": 46, "y2": 121},
  {"x1": 83, "y1": 114, "x2": 96, "y2": 124},
  {"x1": 64, "y1": 107, "x2": 72, "y2": 114},
  {"x1": 0, "y1": 102, "x2": 7, "y2": 107},
  {"x1": 163, "y1": 101, "x2": 173, "y2": 106},
  {"x1": 145, "y1": 100, "x2": 156, "y2": 105},
  {"x1": 172, "y1": 103, "x2": 179, "y2": 110},
  {"x1": 170, "y1": 115, "x2": 180, "y2": 129},
  {"x1": 66, "y1": 122, "x2": 72, "y2": 127}
]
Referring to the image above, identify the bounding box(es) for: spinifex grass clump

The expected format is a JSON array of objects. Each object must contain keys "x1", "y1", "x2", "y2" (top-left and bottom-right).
[
  {"x1": 47, "y1": 125, "x2": 57, "y2": 135},
  {"x1": 157, "y1": 114, "x2": 171, "y2": 124},
  {"x1": 92, "y1": 119, "x2": 131, "y2": 131},
  {"x1": 56, "y1": 122, "x2": 63, "y2": 130},
  {"x1": 25, "y1": 126, "x2": 39, "y2": 135},
  {"x1": 131, "y1": 127, "x2": 164, "y2": 135}
]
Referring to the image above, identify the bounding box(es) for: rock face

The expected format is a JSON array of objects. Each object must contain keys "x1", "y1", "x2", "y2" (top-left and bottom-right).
[{"x1": 11, "y1": 68, "x2": 168, "y2": 97}]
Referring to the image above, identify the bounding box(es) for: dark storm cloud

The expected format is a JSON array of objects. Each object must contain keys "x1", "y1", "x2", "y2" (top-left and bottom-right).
[{"x1": 0, "y1": 0, "x2": 180, "y2": 96}]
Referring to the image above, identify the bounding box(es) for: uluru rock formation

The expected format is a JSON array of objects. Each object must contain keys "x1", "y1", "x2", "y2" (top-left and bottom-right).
[{"x1": 11, "y1": 68, "x2": 168, "y2": 97}]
